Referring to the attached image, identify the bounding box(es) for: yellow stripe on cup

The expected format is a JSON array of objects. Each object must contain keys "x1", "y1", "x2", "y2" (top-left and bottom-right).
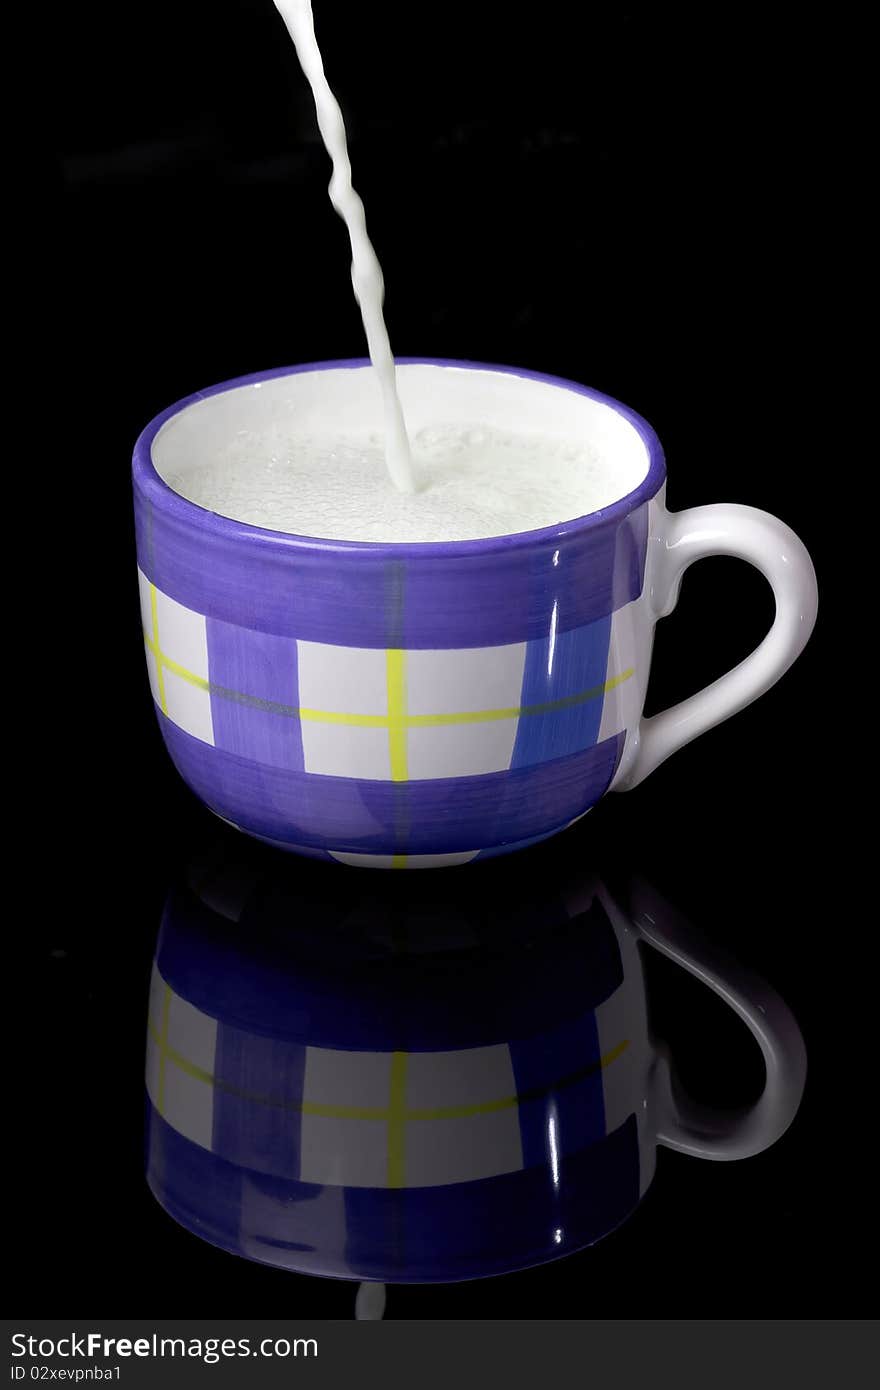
[
  {"x1": 141, "y1": 612, "x2": 633, "y2": 734},
  {"x1": 148, "y1": 584, "x2": 169, "y2": 716},
  {"x1": 385, "y1": 649, "x2": 409, "y2": 782}
]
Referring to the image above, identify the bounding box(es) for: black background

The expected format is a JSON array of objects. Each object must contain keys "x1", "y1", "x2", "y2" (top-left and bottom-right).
[{"x1": 27, "y1": 0, "x2": 863, "y2": 1318}]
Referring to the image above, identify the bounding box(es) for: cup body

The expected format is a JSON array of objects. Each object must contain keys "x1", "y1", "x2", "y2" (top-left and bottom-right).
[
  {"x1": 133, "y1": 360, "x2": 666, "y2": 866},
  {"x1": 145, "y1": 850, "x2": 658, "y2": 1282}
]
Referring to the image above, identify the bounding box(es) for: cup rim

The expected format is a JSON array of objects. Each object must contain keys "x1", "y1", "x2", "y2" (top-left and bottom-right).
[{"x1": 132, "y1": 357, "x2": 667, "y2": 556}]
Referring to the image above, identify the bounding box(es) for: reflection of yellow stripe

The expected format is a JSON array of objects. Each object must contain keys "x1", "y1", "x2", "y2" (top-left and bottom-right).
[
  {"x1": 155, "y1": 986, "x2": 172, "y2": 1115},
  {"x1": 405, "y1": 1040, "x2": 632, "y2": 1120},
  {"x1": 391, "y1": 854, "x2": 408, "y2": 869},
  {"x1": 387, "y1": 1051, "x2": 408, "y2": 1188},
  {"x1": 148, "y1": 1006, "x2": 629, "y2": 1124},
  {"x1": 596, "y1": 1038, "x2": 630, "y2": 1070},
  {"x1": 299, "y1": 1039, "x2": 631, "y2": 1122},
  {"x1": 385, "y1": 650, "x2": 408, "y2": 781},
  {"x1": 149, "y1": 1016, "x2": 216, "y2": 1090},
  {"x1": 149, "y1": 586, "x2": 168, "y2": 716},
  {"x1": 407, "y1": 1095, "x2": 520, "y2": 1121},
  {"x1": 301, "y1": 1102, "x2": 390, "y2": 1120}
]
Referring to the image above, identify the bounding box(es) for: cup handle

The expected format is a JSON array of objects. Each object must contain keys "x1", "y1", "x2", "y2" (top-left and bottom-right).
[
  {"x1": 617, "y1": 503, "x2": 818, "y2": 789},
  {"x1": 628, "y1": 877, "x2": 807, "y2": 1160}
]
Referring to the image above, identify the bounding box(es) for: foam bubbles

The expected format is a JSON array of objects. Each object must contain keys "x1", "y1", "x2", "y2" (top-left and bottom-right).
[{"x1": 166, "y1": 423, "x2": 623, "y2": 543}]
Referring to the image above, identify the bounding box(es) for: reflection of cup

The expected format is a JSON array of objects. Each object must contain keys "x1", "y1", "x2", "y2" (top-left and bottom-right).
[
  {"x1": 133, "y1": 360, "x2": 817, "y2": 867},
  {"x1": 145, "y1": 843, "x2": 806, "y2": 1282}
]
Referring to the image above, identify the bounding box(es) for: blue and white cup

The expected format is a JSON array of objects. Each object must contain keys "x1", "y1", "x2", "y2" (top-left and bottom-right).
[
  {"x1": 145, "y1": 842, "x2": 806, "y2": 1283},
  {"x1": 133, "y1": 360, "x2": 818, "y2": 866}
]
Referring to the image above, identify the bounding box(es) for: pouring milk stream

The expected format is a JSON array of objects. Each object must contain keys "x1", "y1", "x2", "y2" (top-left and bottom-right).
[{"x1": 272, "y1": 0, "x2": 417, "y2": 493}]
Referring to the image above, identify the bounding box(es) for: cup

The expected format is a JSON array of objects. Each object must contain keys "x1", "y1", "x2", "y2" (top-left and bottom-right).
[
  {"x1": 145, "y1": 838, "x2": 806, "y2": 1283},
  {"x1": 133, "y1": 359, "x2": 818, "y2": 867}
]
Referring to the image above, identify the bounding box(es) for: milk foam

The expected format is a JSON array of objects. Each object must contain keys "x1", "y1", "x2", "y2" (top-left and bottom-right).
[
  {"x1": 163, "y1": 424, "x2": 620, "y2": 543},
  {"x1": 273, "y1": 0, "x2": 416, "y2": 492}
]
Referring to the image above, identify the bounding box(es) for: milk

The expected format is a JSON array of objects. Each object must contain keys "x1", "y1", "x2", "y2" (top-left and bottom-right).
[
  {"x1": 273, "y1": 0, "x2": 417, "y2": 492},
  {"x1": 163, "y1": 423, "x2": 617, "y2": 543}
]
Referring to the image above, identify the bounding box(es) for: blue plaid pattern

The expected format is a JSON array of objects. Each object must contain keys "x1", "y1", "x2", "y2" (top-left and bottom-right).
[
  {"x1": 212, "y1": 1028, "x2": 307, "y2": 1179},
  {"x1": 512, "y1": 616, "x2": 613, "y2": 766},
  {"x1": 147, "y1": 1106, "x2": 640, "y2": 1282},
  {"x1": 510, "y1": 1010, "x2": 607, "y2": 1169},
  {"x1": 146, "y1": 867, "x2": 643, "y2": 1281},
  {"x1": 139, "y1": 567, "x2": 633, "y2": 780},
  {"x1": 146, "y1": 964, "x2": 630, "y2": 1190},
  {"x1": 139, "y1": 564, "x2": 637, "y2": 859}
]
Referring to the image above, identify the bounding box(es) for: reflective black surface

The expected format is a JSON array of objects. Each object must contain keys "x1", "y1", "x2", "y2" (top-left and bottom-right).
[
  {"x1": 24, "y1": 782, "x2": 850, "y2": 1315},
  {"x1": 33, "y1": 0, "x2": 860, "y2": 1317},
  {"x1": 143, "y1": 831, "x2": 809, "y2": 1290}
]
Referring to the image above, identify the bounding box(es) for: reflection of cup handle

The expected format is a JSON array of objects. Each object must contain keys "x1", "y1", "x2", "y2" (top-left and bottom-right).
[{"x1": 631, "y1": 879, "x2": 807, "y2": 1161}]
